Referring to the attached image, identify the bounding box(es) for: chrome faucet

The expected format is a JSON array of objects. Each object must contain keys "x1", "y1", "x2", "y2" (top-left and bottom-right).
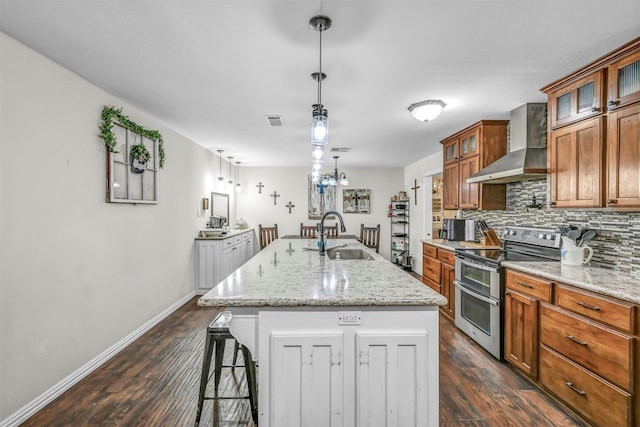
[{"x1": 318, "y1": 211, "x2": 347, "y2": 256}]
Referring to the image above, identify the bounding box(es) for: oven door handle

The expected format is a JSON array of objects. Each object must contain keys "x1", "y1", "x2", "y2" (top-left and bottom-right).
[
  {"x1": 454, "y1": 280, "x2": 499, "y2": 306},
  {"x1": 454, "y1": 255, "x2": 499, "y2": 273}
]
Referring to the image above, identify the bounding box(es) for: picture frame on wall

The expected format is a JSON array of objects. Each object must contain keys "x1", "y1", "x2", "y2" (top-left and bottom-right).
[
  {"x1": 343, "y1": 189, "x2": 370, "y2": 213},
  {"x1": 308, "y1": 175, "x2": 336, "y2": 219}
]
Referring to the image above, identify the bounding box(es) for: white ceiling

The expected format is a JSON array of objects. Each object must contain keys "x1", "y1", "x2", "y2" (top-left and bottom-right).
[{"x1": 1, "y1": 1, "x2": 639, "y2": 168}]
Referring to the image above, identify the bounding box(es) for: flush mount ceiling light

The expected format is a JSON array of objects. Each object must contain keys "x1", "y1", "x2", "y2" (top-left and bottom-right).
[
  {"x1": 408, "y1": 100, "x2": 446, "y2": 123},
  {"x1": 310, "y1": 15, "x2": 331, "y2": 146}
]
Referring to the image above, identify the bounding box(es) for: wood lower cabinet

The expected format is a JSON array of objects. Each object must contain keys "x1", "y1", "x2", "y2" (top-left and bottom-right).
[
  {"x1": 607, "y1": 103, "x2": 640, "y2": 207},
  {"x1": 504, "y1": 270, "x2": 553, "y2": 379},
  {"x1": 505, "y1": 267, "x2": 639, "y2": 426},
  {"x1": 539, "y1": 346, "x2": 632, "y2": 427},
  {"x1": 422, "y1": 243, "x2": 455, "y2": 319},
  {"x1": 548, "y1": 117, "x2": 605, "y2": 208}
]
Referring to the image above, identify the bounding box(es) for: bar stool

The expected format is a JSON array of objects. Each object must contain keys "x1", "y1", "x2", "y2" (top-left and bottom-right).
[{"x1": 195, "y1": 311, "x2": 258, "y2": 426}]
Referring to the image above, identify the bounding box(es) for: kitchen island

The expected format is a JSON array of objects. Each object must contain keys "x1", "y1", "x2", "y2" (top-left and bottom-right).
[{"x1": 198, "y1": 238, "x2": 446, "y2": 427}]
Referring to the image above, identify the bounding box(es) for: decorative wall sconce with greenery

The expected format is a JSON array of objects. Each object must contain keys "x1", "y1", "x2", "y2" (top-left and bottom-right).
[{"x1": 100, "y1": 105, "x2": 164, "y2": 204}]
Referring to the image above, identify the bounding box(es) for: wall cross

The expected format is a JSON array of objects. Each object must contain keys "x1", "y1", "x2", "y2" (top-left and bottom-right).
[
  {"x1": 256, "y1": 182, "x2": 264, "y2": 194},
  {"x1": 270, "y1": 191, "x2": 280, "y2": 205},
  {"x1": 411, "y1": 178, "x2": 420, "y2": 205},
  {"x1": 285, "y1": 201, "x2": 295, "y2": 214}
]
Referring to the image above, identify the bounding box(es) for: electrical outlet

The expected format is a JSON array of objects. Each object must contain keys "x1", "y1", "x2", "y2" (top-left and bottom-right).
[{"x1": 338, "y1": 311, "x2": 362, "y2": 326}]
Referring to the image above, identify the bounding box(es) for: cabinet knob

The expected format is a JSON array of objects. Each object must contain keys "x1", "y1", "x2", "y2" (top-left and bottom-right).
[
  {"x1": 591, "y1": 106, "x2": 599, "y2": 113},
  {"x1": 607, "y1": 199, "x2": 618, "y2": 205},
  {"x1": 549, "y1": 201, "x2": 556, "y2": 207},
  {"x1": 608, "y1": 99, "x2": 619, "y2": 110}
]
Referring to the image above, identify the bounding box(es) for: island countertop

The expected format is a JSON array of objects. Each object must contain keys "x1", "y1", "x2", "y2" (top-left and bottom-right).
[{"x1": 198, "y1": 239, "x2": 447, "y2": 308}]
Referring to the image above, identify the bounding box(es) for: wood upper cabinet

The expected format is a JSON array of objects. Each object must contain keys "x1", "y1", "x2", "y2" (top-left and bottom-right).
[
  {"x1": 607, "y1": 103, "x2": 640, "y2": 207},
  {"x1": 459, "y1": 127, "x2": 480, "y2": 159},
  {"x1": 548, "y1": 117, "x2": 605, "y2": 208},
  {"x1": 443, "y1": 138, "x2": 459, "y2": 164},
  {"x1": 442, "y1": 161, "x2": 459, "y2": 209},
  {"x1": 547, "y1": 70, "x2": 605, "y2": 129},
  {"x1": 543, "y1": 37, "x2": 640, "y2": 209},
  {"x1": 607, "y1": 49, "x2": 640, "y2": 111},
  {"x1": 441, "y1": 121, "x2": 508, "y2": 210}
]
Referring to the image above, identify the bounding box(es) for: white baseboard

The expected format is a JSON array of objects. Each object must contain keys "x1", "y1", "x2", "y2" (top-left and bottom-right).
[{"x1": 0, "y1": 291, "x2": 196, "y2": 427}]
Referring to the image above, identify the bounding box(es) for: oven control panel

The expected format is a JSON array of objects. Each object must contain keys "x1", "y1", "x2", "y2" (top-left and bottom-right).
[{"x1": 503, "y1": 226, "x2": 561, "y2": 248}]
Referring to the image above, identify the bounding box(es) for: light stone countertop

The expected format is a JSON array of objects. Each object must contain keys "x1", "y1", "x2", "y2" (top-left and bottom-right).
[
  {"x1": 502, "y1": 261, "x2": 640, "y2": 305},
  {"x1": 195, "y1": 228, "x2": 253, "y2": 240},
  {"x1": 421, "y1": 238, "x2": 501, "y2": 251},
  {"x1": 198, "y1": 239, "x2": 447, "y2": 308}
]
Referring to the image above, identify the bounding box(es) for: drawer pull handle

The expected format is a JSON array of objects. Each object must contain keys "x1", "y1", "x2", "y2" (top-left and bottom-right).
[
  {"x1": 517, "y1": 281, "x2": 533, "y2": 289},
  {"x1": 566, "y1": 335, "x2": 588, "y2": 346},
  {"x1": 576, "y1": 301, "x2": 600, "y2": 311},
  {"x1": 565, "y1": 381, "x2": 586, "y2": 396}
]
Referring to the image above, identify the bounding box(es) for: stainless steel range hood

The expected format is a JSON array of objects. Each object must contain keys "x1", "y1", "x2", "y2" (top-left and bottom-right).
[{"x1": 466, "y1": 103, "x2": 547, "y2": 184}]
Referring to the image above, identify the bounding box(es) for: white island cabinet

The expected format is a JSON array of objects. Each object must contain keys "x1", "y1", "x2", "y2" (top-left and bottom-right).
[
  {"x1": 199, "y1": 239, "x2": 446, "y2": 427},
  {"x1": 195, "y1": 229, "x2": 255, "y2": 294}
]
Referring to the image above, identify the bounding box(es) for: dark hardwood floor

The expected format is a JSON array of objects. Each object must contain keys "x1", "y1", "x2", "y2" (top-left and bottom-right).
[{"x1": 23, "y1": 293, "x2": 582, "y2": 426}]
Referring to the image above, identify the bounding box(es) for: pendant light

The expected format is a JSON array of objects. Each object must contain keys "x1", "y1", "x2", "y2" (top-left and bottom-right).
[
  {"x1": 309, "y1": 15, "x2": 331, "y2": 146},
  {"x1": 235, "y1": 161, "x2": 242, "y2": 192},
  {"x1": 217, "y1": 149, "x2": 224, "y2": 181},
  {"x1": 227, "y1": 156, "x2": 233, "y2": 185}
]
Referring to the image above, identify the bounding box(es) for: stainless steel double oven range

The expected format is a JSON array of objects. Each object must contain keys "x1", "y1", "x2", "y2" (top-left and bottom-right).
[{"x1": 454, "y1": 225, "x2": 561, "y2": 359}]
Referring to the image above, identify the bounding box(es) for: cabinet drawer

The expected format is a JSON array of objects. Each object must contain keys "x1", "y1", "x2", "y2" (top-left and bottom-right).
[
  {"x1": 233, "y1": 235, "x2": 243, "y2": 245},
  {"x1": 223, "y1": 238, "x2": 234, "y2": 248},
  {"x1": 422, "y1": 243, "x2": 437, "y2": 258},
  {"x1": 556, "y1": 285, "x2": 635, "y2": 333},
  {"x1": 505, "y1": 270, "x2": 553, "y2": 302},
  {"x1": 540, "y1": 304, "x2": 633, "y2": 392},
  {"x1": 539, "y1": 345, "x2": 631, "y2": 427},
  {"x1": 422, "y1": 256, "x2": 441, "y2": 284},
  {"x1": 242, "y1": 231, "x2": 251, "y2": 241},
  {"x1": 437, "y1": 249, "x2": 455, "y2": 266}
]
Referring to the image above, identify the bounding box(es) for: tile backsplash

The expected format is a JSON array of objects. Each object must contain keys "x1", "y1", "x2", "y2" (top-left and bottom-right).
[{"x1": 463, "y1": 178, "x2": 640, "y2": 275}]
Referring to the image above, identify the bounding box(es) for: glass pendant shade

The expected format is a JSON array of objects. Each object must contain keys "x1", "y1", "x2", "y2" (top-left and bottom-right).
[
  {"x1": 311, "y1": 108, "x2": 328, "y2": 145},
  {"x1": 235, "y1": 161, "x2": 241, "y2": 192},
  {"x1": 408, "y1": 100, "x2": 446, "y2": 122},
  {"x1": 339, "y1": 173, "x2": 349, "y2": 186},
  {"x1": 312, "y1": 144, "x2": 324, "y2": 160}
]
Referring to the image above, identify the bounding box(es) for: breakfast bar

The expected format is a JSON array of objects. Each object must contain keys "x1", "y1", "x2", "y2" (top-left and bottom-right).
[{"x1": 198, "y1": 238, "x2": 446, "y2": 427}]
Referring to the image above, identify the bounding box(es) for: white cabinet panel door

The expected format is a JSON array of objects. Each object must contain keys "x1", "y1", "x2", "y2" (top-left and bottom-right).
[
  {"x1": 270, "y1": 333, "x2": 344, "y2": 427},
  {"x1": 356, "y1": 332, "x2": 429, "y2": 427}
]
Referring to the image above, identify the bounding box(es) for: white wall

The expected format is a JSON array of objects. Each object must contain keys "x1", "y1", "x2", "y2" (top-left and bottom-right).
[
  {"x1": 236, "y1": 167, "x2": 403, "y2": 260},
  {"x1": 404, "y1": 151, "x2": 443, "y2": 274},
  {"x1": 0, "y1": 33, "x2": 229, "y2": 421}
]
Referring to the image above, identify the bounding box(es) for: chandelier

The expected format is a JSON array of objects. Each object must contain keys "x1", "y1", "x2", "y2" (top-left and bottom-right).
[{"x1": 318, "y1": 155, "x2": 349, "y2": 188}]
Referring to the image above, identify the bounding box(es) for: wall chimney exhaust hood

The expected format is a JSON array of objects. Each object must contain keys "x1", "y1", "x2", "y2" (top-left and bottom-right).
[{"x1": 466, "y1": 103, "x2": 547, "y2": 184}]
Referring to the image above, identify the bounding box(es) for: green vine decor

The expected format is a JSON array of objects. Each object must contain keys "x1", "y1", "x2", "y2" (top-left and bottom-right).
[
  {"x1": 100, "y1": 105, "x2": 165, "y2": 168},
  {"x1": 130, "y1": 143, "x2": 151, "y2": 163}
]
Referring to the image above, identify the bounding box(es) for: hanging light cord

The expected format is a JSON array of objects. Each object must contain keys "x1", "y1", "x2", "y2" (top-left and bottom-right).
[{"x1": 318, "y1": 26, "x2": 323, "y2": 107}]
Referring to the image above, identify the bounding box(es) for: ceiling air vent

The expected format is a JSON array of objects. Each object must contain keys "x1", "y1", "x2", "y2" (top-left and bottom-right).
[
  {"x1": 265, "y1": 115, "x2": 285, "y2": 127},
  {"x1": 330, "y1": 147, "x2": 352, "y2": 152}
]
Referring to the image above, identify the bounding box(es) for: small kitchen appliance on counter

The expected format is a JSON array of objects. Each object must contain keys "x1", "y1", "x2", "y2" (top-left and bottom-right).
[
  {"x1": 441, "y1": 219, "x2": 475, "y2": 241},
  {"x1": 453, "y1": 225, "x2": 561, "y2": 359}
]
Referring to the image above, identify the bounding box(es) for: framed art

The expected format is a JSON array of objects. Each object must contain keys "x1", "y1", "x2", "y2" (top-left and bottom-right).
[
  {"x1": 308, "y1": 175, "x2": 335, "y2": 219},
  {"x1": 343, "y1": 189, "x2": 370, "y2": 213}
]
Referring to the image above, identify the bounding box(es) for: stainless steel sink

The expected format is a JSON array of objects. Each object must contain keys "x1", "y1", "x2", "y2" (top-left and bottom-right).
[{"x1": 326, "y1": 248, "x2": 373, "y2": 260}]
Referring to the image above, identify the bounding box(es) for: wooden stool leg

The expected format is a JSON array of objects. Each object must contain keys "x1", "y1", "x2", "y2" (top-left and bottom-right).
[
  {"x1": 242, "y1": 345, "x2": 259, "y2": 425},
  {"x1": 195, "y1": 333, "x2": 215, "y2": 424},
  {"x1": 213, "y1": 338, "x2": 227, "y2": 398}
]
